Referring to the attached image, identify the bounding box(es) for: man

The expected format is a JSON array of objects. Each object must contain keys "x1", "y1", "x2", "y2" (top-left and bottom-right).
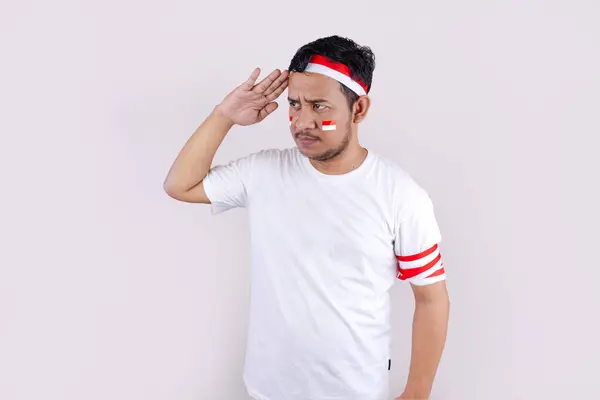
[{"x1": 164, "y1": 35, "x2": 450, "y2": 400}]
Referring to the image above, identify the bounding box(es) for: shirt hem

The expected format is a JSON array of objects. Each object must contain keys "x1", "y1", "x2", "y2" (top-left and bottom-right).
[{"x1": 247, "y1": 387, "x2": 270, "y2": 400}]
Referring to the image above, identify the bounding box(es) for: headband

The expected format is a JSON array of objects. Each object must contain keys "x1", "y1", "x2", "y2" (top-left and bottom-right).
[{"x1": 303, "y1": 54, "x2": 368, "y2": 96}]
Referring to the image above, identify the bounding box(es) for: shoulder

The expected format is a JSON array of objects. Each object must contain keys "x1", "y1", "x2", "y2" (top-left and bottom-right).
[
  {"x1": 242, "y1": 146, "x2": 299, "y2": 164},
  {"x1": 220, "y1": 146, "x2": 297, "y2": 170},
  {"x1": 370, "y1": 152, "x2": 428, "y2": 197},
  {"x1": 370, "y1": 151, "x2": 435, "y2": 217},
  {"x1": 213, "y1": 147, "x2": 300, "y2": 186},
  {"x1": 234, "y1": 147, "x2": 303, "y2": 176}
]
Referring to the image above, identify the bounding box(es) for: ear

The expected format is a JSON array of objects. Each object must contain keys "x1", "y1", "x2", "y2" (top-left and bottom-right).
[{"x1": 352, "y1": 95, "x2": 371, "y2": 123}]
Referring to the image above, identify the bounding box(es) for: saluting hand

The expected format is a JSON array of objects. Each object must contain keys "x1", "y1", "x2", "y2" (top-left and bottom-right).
[{"x1": 215, "y1": 67, "x2": 289, "y2": 126}]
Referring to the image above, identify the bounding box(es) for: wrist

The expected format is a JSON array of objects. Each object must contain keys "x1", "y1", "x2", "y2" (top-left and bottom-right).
[{"x1": 212, "y1": 104, "x2": 236, "y2": 127}]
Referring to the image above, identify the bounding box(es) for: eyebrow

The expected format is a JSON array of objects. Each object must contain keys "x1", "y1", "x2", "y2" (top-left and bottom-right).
[{"x1": 288, "y1": 96, "x2": 329, "y2": 104}]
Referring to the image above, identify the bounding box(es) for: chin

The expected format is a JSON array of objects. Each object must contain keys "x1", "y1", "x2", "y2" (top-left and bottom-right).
[
  {"x1": 296, "y1": 146, "x2": 314, "y2": 157},
  {"x1": 300, "y1": 148, "x2": 335, "y2": 163}
]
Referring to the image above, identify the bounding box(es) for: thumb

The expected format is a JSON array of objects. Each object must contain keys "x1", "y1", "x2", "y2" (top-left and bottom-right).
[{"x1": 258, "y1": 101, "x2": 278, "y2": 121}]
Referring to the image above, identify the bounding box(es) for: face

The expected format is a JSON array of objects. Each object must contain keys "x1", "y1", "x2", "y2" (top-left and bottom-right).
[{"x1": 287, "y1": 72, "x2": 354, "y2": 162}]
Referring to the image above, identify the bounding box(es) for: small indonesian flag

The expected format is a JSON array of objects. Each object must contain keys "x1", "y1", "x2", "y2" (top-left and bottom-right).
[
  {"x1": 289, "y1": 116, "x2": 293, "y2": 126},
  {"x1": 396, "y1": 243, "x2": 446, "y2": 286},
  {"x1": 321, "y1": 120, "x2": 336, "y2": 131}
]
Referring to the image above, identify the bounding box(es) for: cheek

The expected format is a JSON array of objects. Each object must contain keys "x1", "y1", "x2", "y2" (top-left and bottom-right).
[
  {"x1": 320, "y1": 119, "x2": 337, "y2": 132},
  {"x1": 320, "y1": 108, "x2": 350, "y2": 131}
]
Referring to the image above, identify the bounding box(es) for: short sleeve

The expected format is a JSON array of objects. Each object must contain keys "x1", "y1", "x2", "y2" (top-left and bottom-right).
[
  {"x1": 202, "y1": 152, "x2": 258, "y2": 215},
  {"x1": 393, "y1": 185, "x2": 446, "y2": 286}
]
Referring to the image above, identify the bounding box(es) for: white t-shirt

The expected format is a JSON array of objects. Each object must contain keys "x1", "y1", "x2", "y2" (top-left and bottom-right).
[{"x1": 202, "y1": 146, "x2": 445, "y2": 400}]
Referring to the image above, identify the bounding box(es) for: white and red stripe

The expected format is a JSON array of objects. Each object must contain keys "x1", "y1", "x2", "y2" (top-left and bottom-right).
[
  {"x1": 321, "y1": 120, "x2": 336, "y2": 131},
  {"x1": 396, "y1": 243, "x2": 446, "y2": 286},
  {"x1": 304, "y1": 54, "x2": 368, "y2": 96},
  {"x1": 289, "y1": 116, "x2": 293, "y2": 126}
]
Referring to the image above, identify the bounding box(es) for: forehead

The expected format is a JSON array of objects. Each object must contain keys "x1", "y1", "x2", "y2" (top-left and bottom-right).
[{"x1": 288, "y1": 71, "x2": 342, "y2": 99}]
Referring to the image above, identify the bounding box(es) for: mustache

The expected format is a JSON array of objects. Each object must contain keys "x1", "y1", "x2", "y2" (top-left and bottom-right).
[{"x1": 294, "y1": 131, "x2": 320, "y2": 140}]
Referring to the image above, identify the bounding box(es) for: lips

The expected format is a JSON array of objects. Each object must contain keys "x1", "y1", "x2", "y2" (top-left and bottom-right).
[{"x1": 297, "y1": 136, "x2": 319, "y2": 146}]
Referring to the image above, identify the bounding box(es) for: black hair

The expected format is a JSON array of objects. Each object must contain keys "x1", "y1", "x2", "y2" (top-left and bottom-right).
[{"x1": 288, "y1": 35, "x2": 376, "y2": 108}]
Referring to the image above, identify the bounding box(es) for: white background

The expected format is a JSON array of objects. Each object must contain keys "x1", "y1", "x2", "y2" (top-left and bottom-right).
[{"x1": 1, "y1": 0, "x2": 599, "y2": 399}]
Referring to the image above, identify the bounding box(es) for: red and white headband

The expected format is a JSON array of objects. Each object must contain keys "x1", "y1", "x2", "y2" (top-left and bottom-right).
[{"x1": 303, "y1": 54, "x2": 368, "y2": 96}]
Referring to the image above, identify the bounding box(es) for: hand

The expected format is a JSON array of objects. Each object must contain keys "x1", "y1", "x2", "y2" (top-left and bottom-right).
[{"x1": 215, "y1": 67, "x2": 289, "y2": 126}]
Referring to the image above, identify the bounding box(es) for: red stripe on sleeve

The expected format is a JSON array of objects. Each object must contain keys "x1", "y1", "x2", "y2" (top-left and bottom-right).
[
  {"x1": 398, "y1": 253, "x2": 442, "y2": 280},
  {"x1": 425, "y1": 267, "x2": 445, "y2": 278},
  {"x1": 396, "y1": 243, "x2": 438, "y2": 262}
]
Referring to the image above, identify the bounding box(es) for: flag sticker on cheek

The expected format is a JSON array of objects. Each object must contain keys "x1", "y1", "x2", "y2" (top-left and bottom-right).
[
  {"x1": 321, "y1": 120, "x2": 336, "y2": 131},
  {"x1": 289, "y1": 116, "x2": 293, "y2": 126}
]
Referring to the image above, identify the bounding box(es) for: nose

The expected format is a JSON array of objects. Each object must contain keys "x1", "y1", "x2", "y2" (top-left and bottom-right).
[{"x1": 293, "y1": 110, "x2": 317, "y2": 132}]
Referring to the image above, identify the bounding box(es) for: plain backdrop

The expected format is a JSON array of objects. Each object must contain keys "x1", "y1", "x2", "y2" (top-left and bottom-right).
[{"x1": 1, "y1": 0, "x2": 599, "y2": 399}]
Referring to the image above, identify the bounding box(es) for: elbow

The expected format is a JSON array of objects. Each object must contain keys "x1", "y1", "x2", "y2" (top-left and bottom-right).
[{"x1": 163, "y1": 179, "x2": 185, "y2": 200}]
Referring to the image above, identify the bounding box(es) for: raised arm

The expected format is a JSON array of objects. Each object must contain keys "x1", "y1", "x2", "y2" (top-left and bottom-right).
[
  {"x1": 163, "y1": 109, "x2": 233, "y2": 203},
  {"x1": 163, "y1": 67, "x2": 289, "y2": 203}
]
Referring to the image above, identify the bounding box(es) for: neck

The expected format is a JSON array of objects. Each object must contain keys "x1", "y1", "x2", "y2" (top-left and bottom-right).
[{"x1": 309, "y1": 142, "x2": 368, "y2": 175}]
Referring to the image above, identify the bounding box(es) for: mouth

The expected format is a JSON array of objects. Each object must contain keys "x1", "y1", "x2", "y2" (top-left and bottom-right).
[{"x1": 296, "y1": 134, "x2": 320, "y2": 146}]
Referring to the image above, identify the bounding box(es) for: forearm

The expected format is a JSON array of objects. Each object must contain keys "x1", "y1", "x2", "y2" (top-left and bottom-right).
[
  {"x1": 163, "y1": 107, "x2": 234, "y2": 193},
  {"x1": 403, "y1": 295, "x2": 449, "y2": 399}
]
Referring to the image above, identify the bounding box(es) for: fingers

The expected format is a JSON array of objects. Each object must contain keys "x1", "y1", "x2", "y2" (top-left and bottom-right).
[
  {"x1": 240, "y1": 67, "x2": 261, "y2": 91},
  {"x1": 253, "y1": 69, "x2": 283, "y2": 94},
  {"x1": 266, "y1": 77, "x2": 288, "y2": 101},
  {"x1": 258, "y1": 101, "x2": 278, "y2": 121},
  {"x1": 262, "y1": 69, "x2": 289, "y2": 97}
]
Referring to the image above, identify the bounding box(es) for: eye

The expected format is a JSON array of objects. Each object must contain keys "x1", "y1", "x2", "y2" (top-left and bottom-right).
[
  {"x1": 313, "y1": 103, "x2": 327, "y2": 110},
  {"x1": 289, "y1": 100, "x2": 299, "y2": 108}
]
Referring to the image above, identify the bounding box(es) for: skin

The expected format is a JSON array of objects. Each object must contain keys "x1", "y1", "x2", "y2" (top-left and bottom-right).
[{"x1": 163, "y1": 67, "x2": 449, "y2": 399}]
